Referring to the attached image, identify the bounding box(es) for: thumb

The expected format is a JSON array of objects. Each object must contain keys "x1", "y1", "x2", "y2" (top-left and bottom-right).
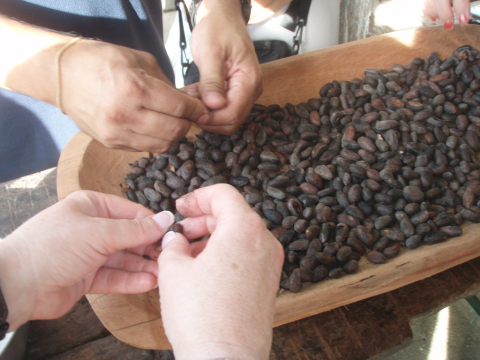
[
  {"x1": 198, "y1": 55, "x2": 227, "y2": 111},
  {"x1": 158, "y1": 231, "x2": 193, "y2": 266},
  {"x1": 98, "y1": 211, "x2": 175, "y2": 253}
]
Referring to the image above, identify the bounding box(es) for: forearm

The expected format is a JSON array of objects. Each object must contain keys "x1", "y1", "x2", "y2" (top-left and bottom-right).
[
  {"x1": 0, "y1": 238, "x2": 35, "y2": 332},
  {"x1": 195, "y1": 0, "x2": 244, "y2": 24},
  {"x1": 0, "y1": 15, "x2": 73, "y2": 105}
]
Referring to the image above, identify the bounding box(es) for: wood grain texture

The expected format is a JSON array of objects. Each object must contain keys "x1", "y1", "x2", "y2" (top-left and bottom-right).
[
  {"x1": 56, "y1": 25, "x2": 480, "y2": 350},
  {"x1": 25, "y1": 297, "x2": 110, "y2": 360},
  {"x1": 257, "y1": 25, "x2": 480, "y2": 106},
  {"x1": 48, "y1": 335, "x2": 157, "y2": 360},
  {"x1": 271, "y1": 293, "x2": 412, "y2": 360},
  {"x1": 24, "y1": 257, "x2": 480, "y2": 359}
]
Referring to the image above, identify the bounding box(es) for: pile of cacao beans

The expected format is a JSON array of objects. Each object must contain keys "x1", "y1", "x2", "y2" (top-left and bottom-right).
[{"x1": 123, "y1": 45, "x2": 480, "y2": 293}]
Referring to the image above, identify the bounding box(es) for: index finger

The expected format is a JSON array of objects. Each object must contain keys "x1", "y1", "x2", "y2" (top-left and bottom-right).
[
  {"x1": 433, "y1": 0, "x2": 455, "y2": 25},
  {"x1": 66, "y1": 190, "x2": 154, "y2": 220},
  {"x1": 197, "y1": 69, "x2": 263, "y2": 131},
  {"x1": 453, "y1": 0, "x2": 471, "y2": 25},
  {"x1": 175, "y1": 184, "x2": 252, "y2": 219},
  {"x1": 141, "y1": 73, "x2": 210, "y2": 124},
  {"x1": 175, "y1": 184, "x2": 272, "y2": 252}
]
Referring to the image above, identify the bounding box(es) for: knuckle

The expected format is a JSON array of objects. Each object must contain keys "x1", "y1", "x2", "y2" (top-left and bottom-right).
[
  {"x1": 66, "y1": 189, "x2": 91, "y2": 202},
  {"x1": 229, "y1": 114, "x2": 241, "y2": 125},
  {"x1": 98, "y1": 127, "x2": 122, "y2": 147},
  {"x1": 172, "y1": 101, "x2": 188, "y2": 118},
  {"x1": 142, "y1": 51, "x2": 158, "y2": 66},
  {"x1": 216, "y1": 183, "x2": 240, "y2": 197},
  {"x1": 108, "y1": 46, "x2": 133, "y2": 64},
  {"x1": 221, "y1": 114, "x2": 241, "y2": 127},
  {"x1": 64, "y1": 190, "x2": 97, "y2": 209},
  {"x1": 202, "y1": 79, "x2": 225, "y2": 93},
  {"x1": 163, "y1": 123, "x2": 189, "y2": 144},
  {"x1": 246, "y1": 212, "x2": 266, "y2": 232},
  {"x1": 131, "y1": 218, "x2": 148, "y2": 236},
  {"x1": 189, "y1": 101, "x2": 204, "y2": 120},
  {"x1": 121, "y1": 71, "x2": 147, "y2": 99},
  {"x1": 150, "y1": 142, "x2": 172, "y2": 154},
  {"x1": 102, "y1": 107, "x2": 122, "y2": 126},
  {"x1": 94, "y1": 112, "x2": 132, "y2": 148}
]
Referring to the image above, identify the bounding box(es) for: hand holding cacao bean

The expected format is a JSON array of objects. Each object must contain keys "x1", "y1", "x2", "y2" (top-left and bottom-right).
[
  {"x1": 0, "y1": 190, "x2": 172, "y2": 332},
  {"x1": 189, "y1": 0, "x2": 263, "y2": 135},
  {"x1": 127, "y1": 44, "x2": 480, "y2": 294},
  {"x1": 157, "y1": 184, "x2": 284, "y2": 360},
  {"x1": 57, "y1": 39, "x2": 210, "y2": 153},
  {"x1": 422, "y1": 0, "x2": 471, "y2": 28}
]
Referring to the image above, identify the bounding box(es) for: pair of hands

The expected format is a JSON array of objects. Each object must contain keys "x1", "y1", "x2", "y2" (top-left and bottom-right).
[
  {"x1": 0, "y1": 185, "x2": 283, "y2": 360},
  {"x1": 422, "y1": 0, "x2": 472, "y2": 29},
  {"x1": 60, "y1": 1, "x2": 263, "y2": 153}
]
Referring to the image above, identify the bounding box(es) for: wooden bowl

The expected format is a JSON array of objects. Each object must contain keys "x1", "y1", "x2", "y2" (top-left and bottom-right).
[{"x1": 57, "y1": 25, "x2": 480, "y2": 350}]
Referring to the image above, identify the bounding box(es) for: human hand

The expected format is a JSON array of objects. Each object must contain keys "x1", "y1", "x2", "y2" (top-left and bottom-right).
[
  {"x1": 0, "y1": 191, "x2": 175, "y2": 331},
  {"x1": 158, "y1": 184, "x2": 284, "y2": 360},
  {"x1": 189, "y1": 0, "x2": 263, "y2": 135},
  {"x1": 0, "y1": 17, "x2": 209, "y2": 152},
  {"x1": 422, "y1": 0, "x2": 471, "y2": 29},
  {"x1": 60, "y1": 40, "x2": 210, "y2": 152}
]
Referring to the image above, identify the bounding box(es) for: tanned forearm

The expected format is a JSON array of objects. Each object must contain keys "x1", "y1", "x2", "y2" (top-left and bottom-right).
[{"x1": 0, "y1": 15, "x2": 74, "y2": 105}]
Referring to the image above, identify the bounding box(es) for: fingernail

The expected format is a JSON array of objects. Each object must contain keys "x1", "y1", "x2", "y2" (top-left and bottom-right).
[
  {"x1": 152, "y1": 211, "x2": 175, "y2": 229},
  {"x1": 186, "y1": 85, "x2": 199, "y2": 95},
  {"x1": 204, "y1": 92, "x2": 226, "y2": 108},
  {"x1": 444, "y1": 20, "x2": 453, "y2": 30},
  {"x1": 196, "y1": 113, "x2": 210, "y2": 125},
  {"x1": 206, "y1": 92, "x2": 224, "y2": 102},
  {"x1": 161, "y1": 231, "x2": 176, "y2": 250},
  {"x1": 429, "y1": 15, "x2": 437, "y2": 22},
  {"x1": 460, "y1": 14, "x2": 467, "y2": 25}
]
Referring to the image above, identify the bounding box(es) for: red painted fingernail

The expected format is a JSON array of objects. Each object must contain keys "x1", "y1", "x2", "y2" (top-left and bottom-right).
[
  {"x1": 429, "y1": 15, "x2": 437, "y2": 22},
  {"x1": 444, "y1": 20, "x2": 453, "y2": 30}
]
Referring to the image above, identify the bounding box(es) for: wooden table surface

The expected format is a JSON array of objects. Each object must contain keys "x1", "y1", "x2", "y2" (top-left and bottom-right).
[{"x1": 1, "y1": 169, "x2": 479, "y2": 359}]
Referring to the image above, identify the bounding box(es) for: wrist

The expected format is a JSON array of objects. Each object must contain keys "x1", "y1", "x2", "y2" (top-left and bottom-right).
[
  {"x1": 0, "y1": 237, "x2": 36, "y2": 331},
  {"x1": 195, "y1": 0, "x2": 249, "y2": 25},
  {"x1": 170, "y1": 329, "x2": 272, "y2": 360},
  {"x1": 173, "y1": 341, "x2": 265, "y2": 360}
]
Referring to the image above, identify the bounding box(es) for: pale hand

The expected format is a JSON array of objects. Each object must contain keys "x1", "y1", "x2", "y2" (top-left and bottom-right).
[
  {"x1": 0, "y1": 191, "x2": 175, "y2": 331},
  {"x1": 158, "y1": 184, "x2": 284, "y2": 360}
]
